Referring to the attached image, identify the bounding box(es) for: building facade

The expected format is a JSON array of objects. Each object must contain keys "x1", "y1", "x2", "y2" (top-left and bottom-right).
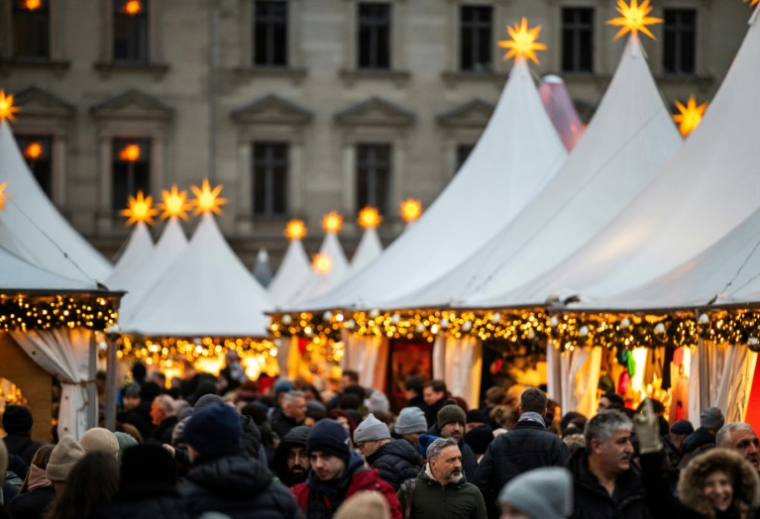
[{"x1": 0, "y1": 0, "x2": 751, "y2": 267}]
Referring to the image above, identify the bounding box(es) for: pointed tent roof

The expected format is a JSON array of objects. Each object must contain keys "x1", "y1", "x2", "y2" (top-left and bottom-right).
[
  {"x1": 287, "y1": 232, "x2": 349, "y2": 306},
  {"x1": 349, "y1": 227, "x2": 383, "y2": 276},
  {"x1": 0, "y1": 121, "x2": 112, "y2": 282},
  {"x1": 269, "y1": 238, "x2": 312, "y2": 306},
  {"x1": 106, "y1": 222, "x2": 154, "y2": 290},
  {"x1": 497, "y1": 11, "x2": 760, "y2": 308},
  {"x1": 0, "y1": 243, "x2": 97, "y2": 291},
  {"x1": 390, "y1": 36, "x2": 681, "y2": 310},
  {"x1": 539, "y1": 75, "x2": 585, "y2": 151},
  {"x1": 299, "y1": 58, "x2": 567, "y2": 311},
  {"x1": 252, "y1": 248, "x2": 274, "y2": 288},
  {"x1": 123, "y1": 214, "x2": 274, "y2": 337}
]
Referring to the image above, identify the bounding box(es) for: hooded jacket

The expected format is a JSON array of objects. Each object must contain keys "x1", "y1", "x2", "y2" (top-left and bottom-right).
[
  {"x1": 240, "y1": 414, "x2": 263, "y2": 460},
  {"x1": 274, "y1": 426, "x2": 310, "y2": 487},
  {"x1": 397, "y1": 463, "x2": 487, "y2": 519},
  {"x1": 180, "y1": 453, "x2": 301, "y2": 519},
  {"x1": 366, "y1": 440, "x2": 422, "y2": 490}
]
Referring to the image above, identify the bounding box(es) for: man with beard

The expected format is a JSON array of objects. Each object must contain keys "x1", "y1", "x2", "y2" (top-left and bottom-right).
[
  {"x1": 567, "y1": 411, "x2": 649, "y2": 518},
  {"x1": 717, "y1": 422, "x2": 760, "y2": 470},
  {"x1": 398, "y1": 437, "x2": 486, "y2": 518},
  {"x1": 426, "y1": 404, "x2": 478, "y2": 481},
  {"x1": 274, "y1": 426, "x2": 311, "y2": 487}
]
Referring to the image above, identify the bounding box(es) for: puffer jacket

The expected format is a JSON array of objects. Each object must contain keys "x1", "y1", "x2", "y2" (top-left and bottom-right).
[
  {"x1": 180, "y1": 453, "x2": 301, "y2": 519},
  {"x1": 97, "y1": 487, "x2": 188, "y2": 519},
  {"x1": 397, "y1": 463, "x2": 487, "y2": 519},
  {"x1": 473, "y1": 420, "x2": 568, "y2": 518},
  {"x1": 274, "y1": 426, "x2": 311, "y2": 487},
  {"x1": 366, "y1": 440, "x2": 422, "y2": 490}
]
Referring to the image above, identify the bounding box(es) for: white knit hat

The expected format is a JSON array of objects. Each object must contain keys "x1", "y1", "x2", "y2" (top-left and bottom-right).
[
  {"x1": 80, "y1": 427, "x2": 120, "y2": 458},
  {"x1": 354, "y1": 413, "x2": 391, "y2": 443}
]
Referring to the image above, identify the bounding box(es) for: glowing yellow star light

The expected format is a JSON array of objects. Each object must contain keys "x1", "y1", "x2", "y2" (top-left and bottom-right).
[
  {"x1": 498, "y1": 18, "x2": 548, "y2": 64},
  {"x1": 121, "y1": 0, "x2": 142, "y2": 15},
  {"x1": 0, "y1": 182, "x2": 10, "y2": 211},
  {"x1": 23, "y1": 142, "x2": 43, "y2": 160},
  {"x1": 119, "y1": 144, "x2": 141, "y2": 162},
  {"x1": 121, "y1": 191, "x2": 158, "y2": 226},
  {"x1": 400, "y1": 199, "x2": 423, "y2": 223},
  {"x1": 191, "y1": 180, "x2": 227, "y2": 216},
  {"x1": 673, "y1": 96, "x2": 708, "y2": 137},
  {"x1": 23, "y1": 0, "x2": 42, "y2": 10},
  {"x1": 357, "y1": 207, "x2": 382, "y2": 229},
  {"x1": 159, "y1": 186, "x2": 190, "y2": 220},
  {"x1": 313, "y1": 253, "x2": 333, "y2": 274},
  {"x1": 322, "y1": 212, "x2": 343, "y2": 233},
  {"x1": 0, "y1": 91, "x2": 20, "y2": 123},
  {"x1": 285, "y1": 219, "x2": 307, "y2": 240},
  {"x1": 607, "y1": 0, "x2": 663, "y2": 41}
]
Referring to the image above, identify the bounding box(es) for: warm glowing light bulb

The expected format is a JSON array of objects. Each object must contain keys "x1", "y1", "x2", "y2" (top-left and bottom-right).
[
  {"x1": 313, "y1": 253, "x2": 333, "y2": 274},
  {"x1": 121, "y1": 0, "x2": 142, "y2": 15},
  {"x1": 121, "y1": 191, "x2": 158, "y2": 226},
  {"x1": 119, "y1": 144, "x2": 141, "y2": 162},
  {"x1": 0, "y1": 91, "x2": 20, "y2": 123},
  {"x1": 748, "y1": 0, "x2": 759, "y2": 7},
  {"x1": 400, "y1": 199, "x2": 423, "y2": 223},
  {"x1": 607, "y1": 0, "x2": 663, "y2": 41},
  {"x1": 285, "y1": 219, "x2": 307, "y2": 240},
  {"x1": 0, "y1": 182, "x2": 10, "y2": 211},
  {"x1": 322, "y1": 212, "x2": 343, "y2": 233},
  {"x1": 357, "y1": 207, "x2": 382, "y2": 229},
  {"x1": 23, "y1": 142, "x2": 43, "y2": 160},
  {"x1": 191, "y1": 180, "x2": 227, "y2": 215},
  {"x1": 22, "y1": 0, "x2": 42, "y2": 10},
  {"x1": 497, "y1": 18, "x2": 548, "y2": 64},
  {"x1": 160, "y1": 186, "x2": 190, "y2": 220},
  {"x1": 673, "y1": 96, "x2": 708, "y2": 137}
]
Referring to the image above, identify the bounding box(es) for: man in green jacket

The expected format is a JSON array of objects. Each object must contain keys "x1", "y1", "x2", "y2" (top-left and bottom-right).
[{"x1": 398, "y1": 437, "x2": 487, "y2": 519}]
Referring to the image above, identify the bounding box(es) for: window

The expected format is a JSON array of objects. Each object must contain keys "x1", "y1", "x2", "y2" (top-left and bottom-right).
[
  {"x1": 113, "y1": 0, "x2": 149, "y2": 63},
  {"x1": 356, "y1": 144, "x2": 391, "y2": 214},
  {"x1": 252, "y1": 142, "x2": 288, "y2": 216},
  {"x1": 663, "y1": 9, "x2": 696, "y2": 74},
  {"x1": 16, "y1": 135, "x2": 53, "y2": 197},
  {"x1": 562, "y1": 8, "x2": 594, "y2": 73},
  {"x1": 254, "y1": 1, "x2": 288, "y2": 67},
  {"x1": 460, "y1": 6, "x2": 492, "y2": 72},
  {"x1": 457, "y1": 144, "x2": 475, "y2": 171},
  {"x1": 358, "y1": 3, "x2": 391, "y2": 70},
  {"x1": 112, "y1": 138, "x2": 150, "y2": 212},
  {"x1": 12, "y1": 0, "x2": 50, "y2": 59}
]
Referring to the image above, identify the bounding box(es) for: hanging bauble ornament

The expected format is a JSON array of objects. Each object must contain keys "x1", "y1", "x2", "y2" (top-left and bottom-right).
[
  {"x1": 490, "y1": 358, "x2": 504, "y2": 375},
  {"x1": 346, "y1": 319, "x2": 356, "y2": 330},
  {"x1": 415, "y1": 323, "x2": 426, "y2": 334},
  {"x1": 391, "y1": 314, "x2": 400, "y2": 324},
  {"x1": 527, "y1": 330, "x2": 536, "y2": 340},
  {"x1": 654, "y1": 323, "x2": 665, "y2": 334},
  {"x1": 491, "y1": 313, "x2": 501, "y2": 324},
  {"x1": 749, "y1": 337, "x2": 760, "y2": 353},
  {"x1": 698, "y1": 313, "x2": 710, "y2": 324},
  {"x1": 323, "y1": 311, "x2": 333, "y2": 321},
  {"x1": 550, "y1": 316, "x2": 559, "y2": 327},
  {"x1": 579, "y1": 326, "x2": 589, "y2": 337},
  {"x1": 369, "y1": 309, "x2": 380, "y2": 319},
  {"x1": 281, "y1": 314, "x2": 292, "y2": 325},
  {"x1": 620, "y1": 318, "x2": 631, "y2": 329},
  {"x1": 462, "y1": 321, "x2": 473, "y2": 332},
  {"x1": 440, "y1": 319, "x2": 450, "y2": 329}
]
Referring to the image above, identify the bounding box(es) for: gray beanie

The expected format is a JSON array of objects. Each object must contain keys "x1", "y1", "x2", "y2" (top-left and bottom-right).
[
  {"x1": 498, "y1": 467, "x2": 573, "y2": 518},
  {"x1": 365, "y1": 391, "x2": 390, "y2": 415},
  {"x1": 700, "y1": 407, "x2": 724, "y2": 430},
  {"x1": 395, "y1": 407, "x2": 428, "y2": 435},
  {"x1": 354, "y1": 413, "x2": 391, "y2": 443}
]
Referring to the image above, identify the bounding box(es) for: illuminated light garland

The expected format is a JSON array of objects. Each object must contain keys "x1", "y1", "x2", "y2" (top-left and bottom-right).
[{"x1": 0, "y1": 294, "x2": 118, "y2": 332}]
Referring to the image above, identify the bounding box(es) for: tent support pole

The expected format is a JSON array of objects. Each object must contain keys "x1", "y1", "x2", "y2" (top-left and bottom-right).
[
  {"x1": 87, "y1": 334, "x2": 98, "y2": 429},
  {"x1": 105, "y1": 337, "x2": 117, "y2": 432}
]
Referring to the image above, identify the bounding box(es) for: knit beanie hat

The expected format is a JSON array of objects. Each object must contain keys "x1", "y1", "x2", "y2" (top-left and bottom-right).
[
  {"x1": 365, "y1": 391, "x2": 390, "y2": 415},
  {"x1": 80, "y1": 428, "x2": 120, "y2": 457},
  {"x1": 700, "y1": 407, "x2": 724, "y2": 429},
  {"x1": 464, "y1": 425, "x2": 494, "y2": 456},
  {"x1": 335, "y1": 490, "x2": 391, "y2": 519},
  {"x1": 114, "y1": 431, "x2": 138, "y2": 460},
  {"x1": 194, "y1": 394, "x2": 225, "y2": 411},
  {"x1": 46, "y1": 435, "x2": 86, "y2": 482},
  {"x1": 438, "y1": 404, "x2": 466, "y2": 431},
  {"x1": 184, "y1": 403, "x2": 242, "y2": 458},
  {"x1": 671, "y1": 420, "x2": 695, "y2": 435},
  {"x1": 395, "y1": 407, "x2": 428, "y2": 435},
  {"x1": 498, "y1": 467, "x2": 573, "y2": 518},
  {"x1": 121, "y1": 444, "x2": 178, "y2": 492},
  {"x1": 354, "y1": 413, "x2": 391, "y2": 443},
  {"x1": 417, "y1": 433, "x2": 441, "y2": 460},
  {"x1": 306, "y1": 419, "x2": 351, "y2": 461},
  {"x1": 2, "y1": 405, "x2": 33, "y2": 435},
  {"x1": 466, "y1": 410, "x2": 487, "y2": 424}
]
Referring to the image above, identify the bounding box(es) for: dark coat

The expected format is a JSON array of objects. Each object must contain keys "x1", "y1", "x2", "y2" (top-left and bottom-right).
[
  {"x1": 426, "y1": 424, "x2": 478, "y2": 482},
  {"x1": 2, "y1": 435, "x2": 42, "y2": 468},
  {"x1": 270, "y1": 407, "x2": 303, "y2": 440},
  {"x1": 424, "y1": 397, "x2": 447, "y2": 430},
  {"x1": 6, "y1": 486, "x2": 55, "y2": 519},
  {"x1": 153, "y1": 416, "x2": 179, "y2": 445},
  {"x1": 397, "y1": 464, "x2": 487, "y2": 519},
  {"x1": 120, "y1": 402, "x2": 154, "y2": 440},
  {"x1": 240, "y1": 414, "x2": 262, "y2": 460},
  {"x1": 97, "y1": 487, "x2": 188, "y2": 519},
  {"x1": 366, "y1": 440, "x2": 422, "y2": 490},
  {"x1": 274, "y1": 427, "x2": 310, "y2": 487},
  {"x1": 180, "y1": 453, "x2": 301, "y2": 519},
  {"x1": 473, "y1": 419, "x2": 568, "y2": 518},
  {"x1": 407, "y1": 396, "x2": 428, "y2": 416},
  {"x1": 567, "y1": 448, "x2": 651, "y2": 519},
  {"x1": 682, "y1": 427, "x2": 717, "y2": 454}
]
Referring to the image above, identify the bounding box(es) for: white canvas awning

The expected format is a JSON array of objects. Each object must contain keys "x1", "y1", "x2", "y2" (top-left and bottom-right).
[
  {"x1": 105, "y1": 222, "x2": 154, "y2": 291},
  {"x1": 269, "y1": 238, "x2": 312, "y2": 307},
  {"x1": 0, "y1": 243, "x2": 97, "y2": 291},
  {"x1": 287, "y1": 232, "x2": 349, "y2": 306},
  {"x1": 348, "y1": 227, "x2": 383, "y2": 276}
]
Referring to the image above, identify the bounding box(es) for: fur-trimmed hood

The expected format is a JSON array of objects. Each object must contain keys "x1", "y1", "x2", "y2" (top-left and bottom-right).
[{"x1": 677, "y1": 448, "x2": 760, "y2": 519}]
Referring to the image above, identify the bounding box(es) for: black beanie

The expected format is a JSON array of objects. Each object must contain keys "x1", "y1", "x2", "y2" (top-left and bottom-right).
[
  {"x1": 184, "y1": 403, "x2": 242, "y2": 458},
  {"x1": 2, "y1": 405, "x2": 33, "y2": 435},
  {"x1": 464, "y1": 425, "x2": 494, "y2": 456},
  {"x1": 121, "y1": 444, "x2": 178, "y2": 492},
  {"x1": 306, "y1": 419, "x2": 350, "y2": 462}
]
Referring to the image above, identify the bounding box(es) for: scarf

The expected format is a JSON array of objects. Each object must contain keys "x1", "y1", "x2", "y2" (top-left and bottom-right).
[
  {"x1": 27, "y1": 464, "x2": 52, "y2": 492},
  {"x1": 518, "y1": 412, "x2": 546, "y2": 427}
]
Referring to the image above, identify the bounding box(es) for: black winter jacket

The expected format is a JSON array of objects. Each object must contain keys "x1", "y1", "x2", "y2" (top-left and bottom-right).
[
  {"x1": 180, "y1": 452, "x2": 301, "y2": 519},
  {"x1": 120, "y1": 401, "x2": 154, "y2": 440},
  {"x1": 97, "y1": 487, "x2": 188, "y2": 519},
  {"x1": 2, "y1": 435, "x2": 42, "y2": 468},
  {"x1": 473, "y1": 420, "x2": 568, "y2": 518},
  {"x1": 270, "y1": 407, "x2": 304, "y2": 440},
  {"x1": 567, "y1": 448, "x2": 651, "y2": 519},
  {"x1": 682, "y1": 427, "x2": 716, "y2": 454},
  {"x1": 426, "y1": 424, "x2": 478, "y2": 482},
  {"x1": 6, "y1": 486, "x2": 55, "y2": 519},
  {"x1": 367, "y1": 440, "x2": 422, "y2": 490},
  {"x1": 240, "y1": 414, "x2": 262, "y2": 460}
]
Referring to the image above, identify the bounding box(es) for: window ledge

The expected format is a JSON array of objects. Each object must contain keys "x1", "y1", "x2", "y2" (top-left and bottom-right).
[
  {"x1": 233, "y1": 66, "x2": 308, "y2": 85},
  {"x1": 441, "y1": 70, "x2": 509, "y2": 87},
  {"x1": 0, "y1": 58, "x2": 70, "y2": 77},
  {"x1": 93, "y1": 61, "x2": 170, "y2": 79},
  {"x1": 339, "y1": 69, "x2": 411, "y2": 86}
]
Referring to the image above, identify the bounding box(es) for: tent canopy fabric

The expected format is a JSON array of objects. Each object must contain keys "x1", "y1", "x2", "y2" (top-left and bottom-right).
[
  {"x1": 298, "y1": 57, "x2": 567, "y2": 311},
  {"x1": 348, "y1": 227, "x2": 383, "y2": 276},
  {"x1": 269, "y1": 238, "x2": 312, "y2": 307},
  {"x1": 285, "y1": 232, "x2": 349, "y2": 306},
  {"x1": 391, "y1": 36, "x2": 681, "y2": 311},
  {"x1": 122, "y1": 213, "x2": 274, "y2": 337},
  {"x1": 105, "y1": 222, "x2": 154, "y2": 291},
  {"x1": 0, "y1": 243, "x2": 97, "y2": 291}
]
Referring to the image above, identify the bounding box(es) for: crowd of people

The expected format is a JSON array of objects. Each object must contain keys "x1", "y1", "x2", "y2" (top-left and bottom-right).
[{"x1": 1, "y1": 359, "x2": 760, "y2": 519}]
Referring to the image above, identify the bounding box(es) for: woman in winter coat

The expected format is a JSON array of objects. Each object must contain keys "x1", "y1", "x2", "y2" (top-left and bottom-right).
[
  {"x1": 46, "y1": 452, "x2": 119, "y2": 519},
  {"x1": 7, "y1": 445, "x2": 55, "y2": 519}
]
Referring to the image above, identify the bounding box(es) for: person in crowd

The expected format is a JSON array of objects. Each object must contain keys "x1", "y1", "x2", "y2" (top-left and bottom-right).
[
  {"x1": 466, "y1": 410, "x2": 488, "y2": 433},
  {"x1": 393, "y1": 407, "x2": 428, "y2": 448},
  {"x1": 301, "y1": 383, "x2": 324, "y2": 403},
  {"x1": 3, "y1": 449, "x2": 26, "y2": 500},
  {"x1": 483, "y1": 387, "x2": 506, "y2": 430},
  {"x1": 326, "y1": 370, "x2": 361, "y2": 410},
  {"x1": 1, "y1": 439, "x2": 8, "y2": 506},
  {"x1": 122, "y1": 382, "x2": 161, "y2": 439},
  {"x1": 291, "y1": 419, "x2": 401, "y2": 519},
  {"x1": 464, "y1": 425, "x2": 494, "y2": 464},
  {"x1": 354, "y1": 414, "x2": 421, "y2": 490},
  {"x1": 96, "y1": 444, "x2": 186, "y2": 519},
  {"x1": 717, "y1": 422, "x2": 760, "y2": 470},
  {"x1": 180, "y1": 403, "x2": 300, "y2": 518},
  {"x1": 663, "y1": 420, "x2": 695, "y2": 478},
  {"x1": 596, "y1": 393, "x2": 625, "y2": 414},
  {"x1": 403, "y1": 376, "x2": 427, "y2": 413},
  {"x1": 197, "y1": 394, "x2": 262, "y2": 460},
  {"x1": 497, "y1": 467, "x2": 573, "y2": 519},
  {"x1": 680, "y1": 407, "x2": 725, "y2": 468},
  {"x1": 397, "y1": 437, "x2": 487, "y2": 519},
  {"x1": 566, "y1": 411, "x2": 647, "y2": 518},
  {"x1": 114, "y1": 432, "x2": 138, "y2": 461},
  {"x1": 271, "y1": 391, "x2": 308, "y2": 439},
  {"x1": 120, "y1": 383, "x2": 141, "y2": 414},
  {"x1": 563, "y1": 434, "x2": 586, "y2": 456},
  {"x1": 274, "y1": 426, "x2": 311, "y2": 487},
  {"x1": 474, "y1": 388, "x2": 568, "y2": 518},
  {"x1": 7, "y1": 445, "x2": 55, "y2": 519},
  {"x1": 335, "y1": 491, "x2": 391, "y2": 519},
  {"x1": 80, "y1": 428, "x2": 120, "y2": 458},
  {"x1": 219, "y1": 350, "x2": 247, "y2": 394},
  {"x1": 423, "y1": 381, "x2": 449, "y2": 427},
  {"x1": 489, "y1": 405, "x2": 518, "y2": 433},
  {"x1": 241, "y1": 403, "x2": 276, "y2": 470},
  {"x1": 47, "y1": 452, "x2": 120, "y2": 519},
  {"x1": 151, "y1": 395, "x2": 180, "y2": 444},
  {"x1": 560, "y1": 412, "x2": 588, "y2": 437},
  {"x1": 365, "y1": 391, "x2": 391, "y2": 418},
  {"x1": 1, "y1": 405, "x2": 43, "y2": 467},
  {"x1": 45, "y1": 436, "x2": 85, "y2": 495},
  {"x1": 428, "y1": 403, "x2": 479, "y2": 481}
]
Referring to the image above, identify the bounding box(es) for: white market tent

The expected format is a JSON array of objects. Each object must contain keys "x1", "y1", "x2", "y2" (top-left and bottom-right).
[
  {"x1": 269, "y1": 236, "x2": 312, "y2": 307},
  {"x1": 288, "y1": 231, "x2": 349, "y2": 306},
  {"x1": 492, "y1": 9, "x2": 760, "y2": 308},
  {"x1": 390, "y1": 35, "x2": 681, "y2": 311},
  {"x1": 300, "y1": 56, "x2": 567, "y2": 311},
  {"x1": 105, "y1": 222, "x2": 154, "y2": 291},
  {"x1": 348, "y1": 226, "x2": 383, "y2": 277},
  {"x1": 0, "y1": 243, "x2": 97, "y2": 291}
]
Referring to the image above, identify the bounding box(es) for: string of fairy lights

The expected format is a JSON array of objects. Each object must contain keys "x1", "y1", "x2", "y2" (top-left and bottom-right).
[{"x1": 0, "y1": 295, "x2": 118, "y2": 332}]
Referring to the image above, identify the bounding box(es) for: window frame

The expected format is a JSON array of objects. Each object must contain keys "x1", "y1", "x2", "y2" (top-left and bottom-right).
[
  {"x1": 459, "y1": 4, "x2": 493, "y2": 72},
  {"x1": 110, "y1": 137, "x2": 152, "y2": 213},
  {"x1": 251, "y1": 141, "x2": 289, "y2": 217},
  {"x1": 355, "y1": 143, "x2": 393, "y2": 215},
  {"x1": 561, "y1": 7, "x2": 595, "y2": 74},
  {"x1": 16, "y1": 134, "x2": 54, "y2": 197},
  {"x1": 357, "y1": 2, "x2": 392, "y2": 70},
  {"x1": 662, "y1": 8, "x2": 697, "y2": 75},
  {"x1": 10, "y1": 0, "x2": 50, "y2": 60},
  {"x1": 112, "y1": 0, "x2": 150, "y2": 63}
]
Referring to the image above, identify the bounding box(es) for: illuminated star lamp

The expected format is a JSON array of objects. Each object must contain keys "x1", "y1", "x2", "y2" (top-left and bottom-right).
[
  {"x1": 313, "y1": 253, "x2": 333, "y2": 274},
  {"x1": 159, "y1": 185, "x2": 191, "y2": 220},
  {"x1": 191, "y1": 180, "x2": 227, "y2": 215},
  {"x1": 22, "y1": 0, "x2": 42, "y2": 10},
  {"x1": 400, "y1": 199, "x2": 423, "y2": 223},
  {"x1": 357, "y1": 207, "x2": 382, "y2": 229},
  {"x1": 0, "y1": 91, "x2": 20, "y2": 123},
  {"x1": 23, "y1": 142, "x2": 43, "y2": 160},
  {"x1": 285, "y1": 219, "x2": 307, "y2": 240},
  {"x1": 121, "y1": 191, "x2": 158, "y2": 226},
  {"x1": 606, "y1": 0, "x2": 663, "y2": 41},
  {"x1": 498, "y1": 18, "x2": 548, "y2": 64},
  {"x1": 121, "y1": 0, "x2": 142, "y2": 15},
  {"x1": 119, "y1": 143, "x2": 141, "y2": 162},
  {"x1": 673, "y1": 96, "x2": 708, "y2": 137},
  {"x1": 322, "y1": 212, "x2": 343, "y2": 234},
  {"x1": 0, "y1": 182, "x2": 11, "y2": 211}
]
